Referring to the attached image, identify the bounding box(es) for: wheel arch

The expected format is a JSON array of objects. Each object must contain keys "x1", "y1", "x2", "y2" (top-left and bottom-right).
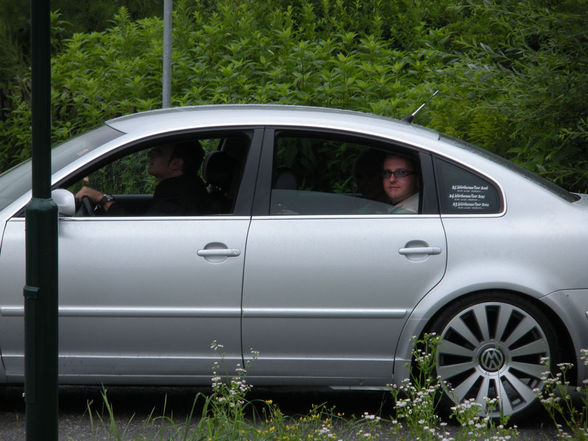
[
  {"x1": 425, "y1": 290, "x2": 576, "y2": 379},
  {"x1": 394, "y1": 288, "x2": 577, "y2": 385}
]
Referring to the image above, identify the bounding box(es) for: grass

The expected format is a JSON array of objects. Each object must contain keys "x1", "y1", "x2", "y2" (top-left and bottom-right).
[
  {"x1": 81, "y1": 336, "x2": 587, "y2": 441},
  {"x1": 535, "y1": 350, "x2": 588, "y2": 441}
]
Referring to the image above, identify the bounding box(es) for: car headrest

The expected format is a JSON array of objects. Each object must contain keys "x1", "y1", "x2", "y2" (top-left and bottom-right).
[
  {"x1": 203, "y1": 151, "x2": 237, "y2": 190},
  {"x1": 273, "y1": 168, "x2": 298, "y2": 190}
]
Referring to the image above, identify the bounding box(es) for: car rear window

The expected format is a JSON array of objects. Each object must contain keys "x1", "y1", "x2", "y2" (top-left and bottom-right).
[{"x1": 434, "y1": 157, "x2": 503, "y2": 215}]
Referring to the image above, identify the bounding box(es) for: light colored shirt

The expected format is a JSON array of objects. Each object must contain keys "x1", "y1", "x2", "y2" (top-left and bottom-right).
[{"x1": 396, "y1": 192, "x2": 419, "y2": 213}]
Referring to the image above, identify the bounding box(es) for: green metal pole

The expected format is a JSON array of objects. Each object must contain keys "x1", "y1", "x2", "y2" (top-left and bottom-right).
[
  {"x1": 25, "y1": 0, "x2": 59, "y2": 440},
  {"x1": 162, "y1": 0, "x2": 172, "y2": 108}
]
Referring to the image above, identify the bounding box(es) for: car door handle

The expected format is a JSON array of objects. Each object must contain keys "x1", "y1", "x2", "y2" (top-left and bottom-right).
[
  {"x1": 398, "y1": 246, "x2": 442, "y2": 255},
  {"x1": 197, "y1": 249, "x2": 241, "y2": 257}
]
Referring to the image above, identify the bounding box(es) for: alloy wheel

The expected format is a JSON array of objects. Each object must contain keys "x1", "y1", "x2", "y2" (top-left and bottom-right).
[{"x1": 436, "y1": 301, "x2": 551, "y2": 417}]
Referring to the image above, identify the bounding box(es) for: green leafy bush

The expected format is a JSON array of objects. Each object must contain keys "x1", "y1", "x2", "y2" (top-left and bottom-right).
[{"x1": 1, "y1": 0, "x2": 586, "y2": 192}]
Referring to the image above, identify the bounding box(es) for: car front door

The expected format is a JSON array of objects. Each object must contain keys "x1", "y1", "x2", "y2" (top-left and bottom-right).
[
  {"x1": 242, "y1": 129, "x2": 447, "y2": 385},
  {"x1": 0, "y1": 129, "x2": 261, "y2": 382}
]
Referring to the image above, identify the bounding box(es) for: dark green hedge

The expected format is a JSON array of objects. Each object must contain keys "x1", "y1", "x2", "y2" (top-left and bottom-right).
[{"x1": 1, "y1": 0, "x2": 586, "y2": 192}]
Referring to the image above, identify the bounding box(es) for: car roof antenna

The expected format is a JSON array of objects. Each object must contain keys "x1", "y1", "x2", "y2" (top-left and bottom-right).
[{"x1": 403, "y1": 90, "x2": 440, "y2": 124}]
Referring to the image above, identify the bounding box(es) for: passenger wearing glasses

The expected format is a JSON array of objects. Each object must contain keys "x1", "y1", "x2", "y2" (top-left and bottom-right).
[{"x1": 381, "y1": 155, "x2": 419, "y2": 213}]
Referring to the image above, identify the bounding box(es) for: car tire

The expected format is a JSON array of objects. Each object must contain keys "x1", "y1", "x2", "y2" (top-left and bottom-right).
[{"x1": 427, "y1": 292, "x2": 560, "y2": 420}]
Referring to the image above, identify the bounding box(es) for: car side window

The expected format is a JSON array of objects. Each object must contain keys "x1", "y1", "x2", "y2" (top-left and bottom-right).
[
  {"x1": 434, "y1": 157, "x2": 503, "y2": 214},
  {"x1": 65, "y1": 132, "x2": 251, "y2": 216},
  {"x1": 270, "y1": 133, "x2": 422, "y2": 215},
  {"x1": 71, "y1": 149, "x2": 154, "y2": 196}
]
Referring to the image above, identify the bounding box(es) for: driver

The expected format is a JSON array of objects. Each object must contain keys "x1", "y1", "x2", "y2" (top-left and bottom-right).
[{"x1": 76, "y1": 140, "x2": 210, "y2": 216}]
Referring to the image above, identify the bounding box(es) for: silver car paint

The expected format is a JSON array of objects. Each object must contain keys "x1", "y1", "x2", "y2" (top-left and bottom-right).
[
  {"x1": 2, "y1": 216, "x2": 248, "y2": 381},
  {"x1": 394, "y1": 168, "x2": 588, "y2": 384},
  {"x1": 242, "y1": 214, "x2": 446, "y2": 384},
  {"x1": 0, "y1": 105, "x2": 587, "y2": 390}
]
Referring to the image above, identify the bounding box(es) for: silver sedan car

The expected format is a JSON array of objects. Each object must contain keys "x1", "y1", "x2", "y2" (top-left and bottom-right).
[{"x1": 1, "y1": 105, "x2": 587, "y2": 419}]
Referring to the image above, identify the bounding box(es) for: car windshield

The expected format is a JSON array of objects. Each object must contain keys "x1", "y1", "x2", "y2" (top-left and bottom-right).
[
  {"x1": 440, "y1": 134, "x2": 580, "y2": 202},
  {"x1": 0, "y1": 125, "x2": 123, "y2": 212}
]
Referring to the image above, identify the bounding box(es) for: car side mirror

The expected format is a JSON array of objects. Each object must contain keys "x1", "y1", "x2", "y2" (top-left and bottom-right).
[{"x1": 51, "y1": 189, "x2": 76, "y2": 216}]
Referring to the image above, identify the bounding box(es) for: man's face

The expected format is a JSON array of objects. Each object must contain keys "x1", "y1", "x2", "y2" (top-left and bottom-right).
[
  {"x1": 147, "y1": 145, "x2": 181, "y2": 181},
  {"x1": 382, "y1": 156, "x2": 417, "y2": 204}
]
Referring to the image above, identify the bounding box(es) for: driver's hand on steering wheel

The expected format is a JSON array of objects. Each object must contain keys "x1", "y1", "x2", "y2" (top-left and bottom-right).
[
  {"x1": 76, "y1": 186, "x2": 115, "y2": 212},
  {"x1": 75, "y1": 186, "x2": 103, "y2": 203}
]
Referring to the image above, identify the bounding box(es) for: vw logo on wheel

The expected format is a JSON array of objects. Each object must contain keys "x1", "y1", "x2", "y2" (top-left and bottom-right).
[{"x1": 479, "y1": 347, "x2": 505, "y2": 372}]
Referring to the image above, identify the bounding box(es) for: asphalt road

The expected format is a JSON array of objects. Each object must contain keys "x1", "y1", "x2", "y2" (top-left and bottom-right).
[{"x1": 0, "y1": 385, "x2": 567, "y2": 440}]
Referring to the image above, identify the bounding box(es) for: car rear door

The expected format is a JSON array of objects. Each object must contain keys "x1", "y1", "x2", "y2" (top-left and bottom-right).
[{"x1": 241, "y1": 129, "x2": 447, "y2": 385}]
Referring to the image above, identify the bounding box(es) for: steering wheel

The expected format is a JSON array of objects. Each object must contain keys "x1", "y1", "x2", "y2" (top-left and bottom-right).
[{"x1": 80, "y1": 196, "x2": 96, "y2": 217}]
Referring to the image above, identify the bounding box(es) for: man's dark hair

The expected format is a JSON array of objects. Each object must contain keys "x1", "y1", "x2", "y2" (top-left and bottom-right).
[
  {"x1": 383, "y1": 153, "x2": 416, "y2": 170},
  {"x1": 170, "y1": 140, "x2": 205, "y2": 175}
]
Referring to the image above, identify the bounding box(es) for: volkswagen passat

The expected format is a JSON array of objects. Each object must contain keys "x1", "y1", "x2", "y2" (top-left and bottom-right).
[{"x1": 1, "y1": 105, "x2": 587, "y2": 419}]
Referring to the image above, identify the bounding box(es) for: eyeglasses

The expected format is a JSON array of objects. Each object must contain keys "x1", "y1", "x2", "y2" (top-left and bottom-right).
[{"x1": 382, "y1": 169, "x2": 415, "y2": 179}]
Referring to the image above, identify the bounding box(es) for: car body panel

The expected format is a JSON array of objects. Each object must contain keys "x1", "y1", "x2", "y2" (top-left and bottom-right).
[
  {"x1": 104, "y1": 105, "x2": 440, "y2": 146},
  {"x1": 242, "y1": 214, "x2": 446, "y2": 384},
  {"x1": 540, "y1": 288, "x2": 588, "y2": 380},
  {"x1": 0, "y1": 216, "x2": 249, "y2": 381},
  {"x1": 393, "y1": 189, "x2": 588, "y2": 384}
]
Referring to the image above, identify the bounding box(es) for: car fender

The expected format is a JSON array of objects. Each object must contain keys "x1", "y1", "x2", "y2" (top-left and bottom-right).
[
  {"x1": 392, "y1": 195, "x2": 588, "y2": 382},
  {"x1": 540, "y1": 288, "x2": 588, "y2": 384}
]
